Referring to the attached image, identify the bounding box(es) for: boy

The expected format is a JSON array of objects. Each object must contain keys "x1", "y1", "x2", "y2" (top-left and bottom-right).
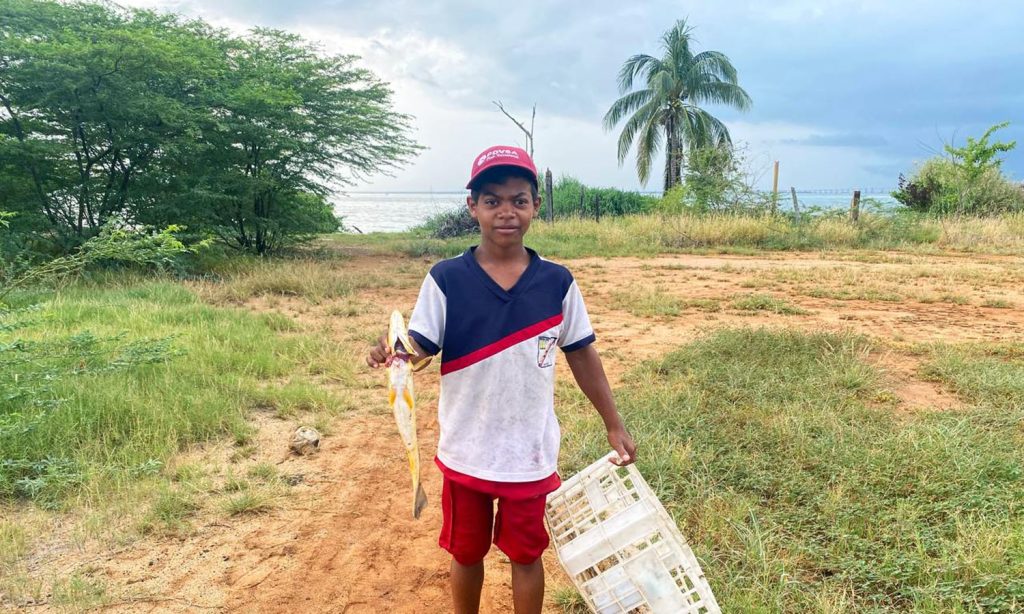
[{"x1": 367, "y1": 145, "x2": 636, "y2": 614}]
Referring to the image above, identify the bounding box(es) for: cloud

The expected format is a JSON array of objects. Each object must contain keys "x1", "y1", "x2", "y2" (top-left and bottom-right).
[
  {"x1": 111, "y1": 0, "x2": 1024, "y2": 189},
  {"x1": 781, "y1": 134, "x2": 889, "y2": 148}
]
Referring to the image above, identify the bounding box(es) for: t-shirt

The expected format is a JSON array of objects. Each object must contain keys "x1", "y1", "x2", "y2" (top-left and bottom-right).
[{"x1": 408, "y1": 246, "x2": 595, "y2": 483}]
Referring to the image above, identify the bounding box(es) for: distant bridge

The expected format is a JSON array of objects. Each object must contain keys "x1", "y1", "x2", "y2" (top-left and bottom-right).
[{"x1": 789, "y1": 188, "x2": 893, "y2": 195}]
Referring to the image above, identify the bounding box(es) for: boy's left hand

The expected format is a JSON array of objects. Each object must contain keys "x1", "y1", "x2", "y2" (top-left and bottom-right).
[{"x1": 606, "y1": 424, "x2": 637, "y2": 466}]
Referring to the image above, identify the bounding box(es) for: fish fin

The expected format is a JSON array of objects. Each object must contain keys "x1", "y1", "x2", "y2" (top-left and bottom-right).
[
  {"x1": 410, "y1": 355, "x2": 431, "y2": 371},
  {"x1": 387, "y1": 389, "x2": 396, "y2": 406},
  {"x1": 413, "y1": 482, "x2": 428, "y2": 519},
  {"x1": 402, "y1": 388, "x2": 415, "y2": 409}
]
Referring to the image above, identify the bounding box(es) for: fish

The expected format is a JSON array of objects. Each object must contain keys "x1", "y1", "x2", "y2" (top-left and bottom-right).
[{"x1": 387, "y1": 310, "x2": 429, "y2": 519}]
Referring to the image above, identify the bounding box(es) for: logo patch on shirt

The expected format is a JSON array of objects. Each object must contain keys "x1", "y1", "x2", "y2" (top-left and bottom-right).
[{"x1": 537, "y1": 336, "x2": 557, "y2": 368}]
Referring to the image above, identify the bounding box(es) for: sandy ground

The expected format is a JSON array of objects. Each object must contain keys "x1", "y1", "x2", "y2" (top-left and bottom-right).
[{"x1": 5, "y1": 249, "x2": 1024, "y2": 613}]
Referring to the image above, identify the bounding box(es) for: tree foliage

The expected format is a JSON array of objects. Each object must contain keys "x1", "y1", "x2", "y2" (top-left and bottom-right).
[
  {"x1": 893, "y1": 123, "x2": 1023, "y2": 216},
  {"x1": 0, "y1": 0, "x2": 419, "y2": 254},
  {"x1": 603, "y1": 19, "x2": 751, "y2": 193}
]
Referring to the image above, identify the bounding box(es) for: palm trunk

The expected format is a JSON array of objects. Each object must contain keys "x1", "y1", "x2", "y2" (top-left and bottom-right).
[
  {"x1": 663, "y1": 118, "x2": 684, "y2": 194},
  {"x1": 663, "y1": 116, "x2": 675, "y2": 195}
]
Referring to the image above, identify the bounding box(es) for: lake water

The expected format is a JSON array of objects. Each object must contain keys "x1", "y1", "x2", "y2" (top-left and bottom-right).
[
  {"x1": 333, "y1": 190, "x2": 897, "y2": 233},
  {"x1": 335, "y1": 192, "x2": 466, "y2": 233}
]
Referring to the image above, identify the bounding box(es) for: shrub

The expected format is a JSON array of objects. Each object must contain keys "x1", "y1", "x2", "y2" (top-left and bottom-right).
[
  {"x1": 420, "y1": 206, "x2": 478, "y2": 239},
  {"x1": 651, "y1": 184, "x2": 691, "y2": 215},
  {"x1": 550, "y1": 176, "x2": 655, "y2": 218},
  {"x1": 892, "y1": 172, "x2": 936, "y2": 212},
  {"x1": 0, "y1": 218, "x2": 198, "y2": 303},
  {"x1": 648, "y1": 145, "x2": 773, "y2": 215},
  {"x1": 685, "y1": 145, "x2": 773, "y2": 213},
  {"x1": 894, "y1": 123, "x2": 1024, "y2": 216}
]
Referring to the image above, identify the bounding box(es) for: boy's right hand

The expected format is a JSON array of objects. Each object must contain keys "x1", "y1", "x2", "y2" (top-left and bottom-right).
[{"x1": 366, "y1": 334, "x2": 393, "y2": 368}]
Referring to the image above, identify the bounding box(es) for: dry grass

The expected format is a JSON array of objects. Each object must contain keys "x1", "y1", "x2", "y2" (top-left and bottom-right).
[{"x1": 196, "y1": 258, "x2": 401, "y2": 304}]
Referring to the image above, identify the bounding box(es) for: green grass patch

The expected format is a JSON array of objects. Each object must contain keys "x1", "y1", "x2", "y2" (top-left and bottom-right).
[
  {"x1": 610, "y1": 288, "x2": 683, "y2": 317},
  {"x1": 557, "y1": 328, "x2": 1024, "y2": 612},
  {"x1": 247, "y1": 462, "x2": 279, "y2": 482},
  {"x1": 222, "y1": 491, "x2": 274, "y2": 516},
  {"x1": 982, "y1": 298, "x2": 1014, "y2": 309},
  {"x1": 0, "y1": 520, "x2": 28, "y2": 565},
  {"x1": 50, "y1": 574, "x2": 108, "y2": 610},
  {"x1": 198, "y1": 257, "x2": 399, "y2": 304},
  {"x1": 0, "y1": 279, "x2": 348, "y2": 507},
  {"x1": 250, "y1": 379, "x2": 342, "y2": 417},
  {"x1": 802, "y1": 286, "x2": 904, "y2": 302},
  {"x1": 730, "y1": 294, "x2": 810, "y2": 315},
  {"x1": 138, "y1": 488, "x2": 199, "y2": 536},
  {"x1": 920, "y1": 346, "x2": 1024, "y2": 411},
  {"x1": 550, "y1": 585, "x2": 589, "y2": 613}
]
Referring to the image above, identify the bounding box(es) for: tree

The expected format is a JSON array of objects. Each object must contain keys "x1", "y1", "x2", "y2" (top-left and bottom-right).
[
  {"x1": 603, "y1": 19, "x2": 751, "y2": 193},
  {"x1": 0, "y1": 0, "x2": 222, "y2": 246},
  {"x1": 0, "y1": 0, "x2": 420, "y2": 255},
  {"x1": 168, "y1": 28, "x2": 419, "y2": 254}
]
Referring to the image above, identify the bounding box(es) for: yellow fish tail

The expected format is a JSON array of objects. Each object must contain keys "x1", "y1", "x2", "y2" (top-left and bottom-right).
[{"x1": 413, "y1": 481, "x2": 428, "y2": 519}]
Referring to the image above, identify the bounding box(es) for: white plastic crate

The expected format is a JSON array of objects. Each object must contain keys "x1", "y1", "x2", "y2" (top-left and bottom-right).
[{"x1": 545, "y1": 453, "x2": 720, "y2": 614}]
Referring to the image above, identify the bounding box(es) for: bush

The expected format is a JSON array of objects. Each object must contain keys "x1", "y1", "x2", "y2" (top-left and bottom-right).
[
  {"x1": 420, "y1": 206, "x2": 478, "y2": 239},
  {"x1": 649, "y1": 145, "x2": 772, "y2": 215},
  {"x1": 550, "y1": 176, "x2": 656, "y2": 218},
  {"x1": 894, "y1": 123, "x2": 1024, "y2": 216},
  {"x1": 894, "y1": 158, "x2": 1024, "y2": 216},
  {"x1": 0, "y1": 218, "x2": 198, "y2": 303},
  {"x1": 651, "y1": 184, "x2": 691, "y2": 215}
]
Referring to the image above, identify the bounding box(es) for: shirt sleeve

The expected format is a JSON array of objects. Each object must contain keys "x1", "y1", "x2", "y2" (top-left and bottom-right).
[
  {"x1": 558, "y1": 279, "x2": 595, "y2": 352},
  {"x1": 407, "y1": 272, "x2": 445, "y2": 356}
]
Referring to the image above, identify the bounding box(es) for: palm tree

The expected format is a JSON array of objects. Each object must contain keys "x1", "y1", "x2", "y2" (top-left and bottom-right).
[{"x1": 604, "y1": 19, "x2": 752, "y2": 193}]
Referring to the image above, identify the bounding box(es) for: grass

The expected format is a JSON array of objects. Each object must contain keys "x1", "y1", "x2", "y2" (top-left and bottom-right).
[
  {"x1": 0, "y1": 279, "x2": 351, "y2": 508},
  {"x1": 196, "y1": 256, "x2": 404, "y2": 304},
  {"x1": 610, "y1": 289, "x2": 725, "y2": 317},
  {"x1": 550, "y1": 585, "x2": 589, "y2": 613},
  {"x1": 222, "y1": 491, "x2": 274, "y2": 516},
  {"x1": 329, "y1": 210, "x2": 1024, "y2": 259},
  {"x1": 730, "y1": 294, "x2": 810, "y2": 315},
  {"x1": 920, "y1": 346, "x2": 1024, "y2": 411},
  {"x1": 50, "y1": 574, "x2": 108, "y2": 610},
  {"x1": 556, "y1": 328, "x2": 1024, "y2": 612},
  {"x1": 982, "y1": 298, "x2": 1014, "y2": 309},
  {"x1": 610, "y1": 288, "x2": 682, "y2": 317},
  {"x1": 682, "y1": 298, "x2": 722, "y2": 312},
  {"x1": 138, "y1": 488, "x2": 200, "y2": 536},
  {"x1": 802, "y1": 286, "x2": 904, "y2": 302},
  {"x1": 0, "y1": 519, "x2": 28, "y2": 565}
]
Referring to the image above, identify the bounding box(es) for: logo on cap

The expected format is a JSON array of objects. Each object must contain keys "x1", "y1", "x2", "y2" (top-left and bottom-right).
[{"x1": 477, "y1": 148, "x2": 521, "y2": 167}]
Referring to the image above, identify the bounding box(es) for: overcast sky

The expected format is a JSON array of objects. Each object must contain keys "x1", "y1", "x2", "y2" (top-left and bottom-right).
[{"x1": 119, "y1": 0, "x2": 1024, "y2": 192}]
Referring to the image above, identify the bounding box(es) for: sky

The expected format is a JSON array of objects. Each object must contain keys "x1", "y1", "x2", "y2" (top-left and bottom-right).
[{"x1": 117, "y1": 0, "x2": 1024, "y2": 192}]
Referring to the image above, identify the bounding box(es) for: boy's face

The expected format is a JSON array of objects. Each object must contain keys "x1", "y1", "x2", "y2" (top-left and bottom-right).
[{"x1": 467, "y1": 176, "x2": 541, "y2": 249}]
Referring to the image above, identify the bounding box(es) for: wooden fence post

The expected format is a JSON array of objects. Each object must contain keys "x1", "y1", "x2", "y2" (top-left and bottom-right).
[
  {"x1": 578, "y1": 186, "x2": 585, "y2": 217},
  {"x1": 544, "y1": 169, "x2": 553, "y2": 223},
  {"x1": 771, "y1": 160, "x2": 780, "y2": 213},
  {"x1": 790, "y1": 187, "x2": 800, "y2": 216},
  {"x1": 850, "y1": 190, "x2": 861, "y2": 222},
  {"x1": 595, "y1": 194, "x2": 601, "y2": 222}
]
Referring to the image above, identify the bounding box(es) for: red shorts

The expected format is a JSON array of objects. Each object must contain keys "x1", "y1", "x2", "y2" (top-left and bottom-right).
[{"x1": 436, "y1": 458, "x2": 560, "y2": 566}]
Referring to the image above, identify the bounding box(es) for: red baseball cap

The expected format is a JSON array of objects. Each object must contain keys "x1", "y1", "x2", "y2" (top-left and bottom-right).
[{"x1": 466, "y1": 145, "x2": 538, "y2": 189}]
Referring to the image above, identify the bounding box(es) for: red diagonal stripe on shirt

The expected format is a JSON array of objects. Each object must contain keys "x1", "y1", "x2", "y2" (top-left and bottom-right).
[{"x1": 440, "y1": 314, "x2": 563, "y2": 376}]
